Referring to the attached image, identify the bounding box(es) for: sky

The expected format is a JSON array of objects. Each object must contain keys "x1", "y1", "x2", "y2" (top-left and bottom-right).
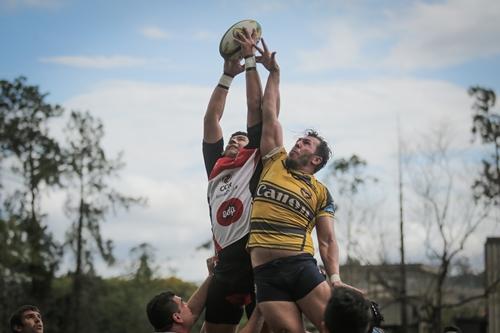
[{"x1": 1, "y1": 0, "x2": 500, "y2": 282}]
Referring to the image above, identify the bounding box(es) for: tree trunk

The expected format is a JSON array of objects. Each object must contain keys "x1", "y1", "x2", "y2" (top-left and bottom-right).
[{"x1": 72, "y1": 181, "x2": 85, "y2": 333}]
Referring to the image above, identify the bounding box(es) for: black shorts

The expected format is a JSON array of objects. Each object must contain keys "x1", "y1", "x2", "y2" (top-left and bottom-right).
[
  {"x1": 205, "y1": 237, "x2": 255, "y2": 325},
  {"x1": 253, "y1": 253, "x2": 325, "y2": 302}
]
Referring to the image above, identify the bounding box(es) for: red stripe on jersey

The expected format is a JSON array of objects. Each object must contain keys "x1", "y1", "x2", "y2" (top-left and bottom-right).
[
  {"x1": 213, "y1": 237, "x2": 222, "y2": 254},
  {"x1": 209, "y1": 148, "x2": 258, "y2": 180}
]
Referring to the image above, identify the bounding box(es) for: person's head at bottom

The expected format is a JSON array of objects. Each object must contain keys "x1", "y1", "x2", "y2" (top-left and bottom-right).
[
  {"x1": 323, "y1": 287, "x2": 372, "y2": 333},
  {"x1": 146, "y1": 291, "x2": 194, "y2": 332},
  {"x1": 10, "y1": 305, "x2": 43, "y2": 333}
]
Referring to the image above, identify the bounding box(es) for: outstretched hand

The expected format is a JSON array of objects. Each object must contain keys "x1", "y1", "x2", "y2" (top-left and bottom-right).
[
  {"x1": 255, "y1": 38, "x2": 279, "y2": 72},
  {"x1": 233, "y1": 27, "x2": 259, "y2": 57},
  {"x1": 223, "y1": 58, "x2": 244, "y2": 77},
  {"x1": 206, "y1": 256, "x2": 218, "y2": 276}
]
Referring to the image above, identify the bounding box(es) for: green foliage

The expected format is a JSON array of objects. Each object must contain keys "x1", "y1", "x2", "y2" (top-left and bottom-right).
[
  {"x1": 43, "y1": 275, "x2": 198, "y2": 333},
  {"x1": 0, "y1": 274, "x2": 200, "y2": 333},
  {"x1": 0, "y1": 76, "x2": 64, "y2": 302},
  {"x1": 468, "y1": 86, "x2": 500, "y2": 207},
  {"x1": 326, "y1": 154, "x2": 379, "y2": 263},
  {"x1": 0, "y1": 76, "x2": 63, "y2": 187},
  {"x1": 130, "y1": 242, "x2": 157, "y2": 282},
  {"x1": 61, "y1": 110, "x2": 147, "y2": 333},
  {"x1": 329, "y1": 154, "x2": 378, "y2": 197},
  {"x1": 1, "y1": 77, "x2": 151, "y2": 333},
  {"x1": 62, "y1": 110, "x2": 146, "y2": 273},
  {"x1": 0, "y1": 215, "x2": 31, "y2": 330}
]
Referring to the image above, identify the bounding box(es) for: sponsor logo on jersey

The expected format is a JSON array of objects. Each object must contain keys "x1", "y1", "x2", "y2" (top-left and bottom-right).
[
  {"x1": 219, "y1": 174, "x2": 233, "y2": 193},
  {"x1": 216, "y1": 198, "x2": 244, "y2": 226},
  {"x1": 256, "y1": 183, "x2": 313, "y2": 220},
  {"x1": 301, "y1": 188, "x2": 312, "y2": 199}
]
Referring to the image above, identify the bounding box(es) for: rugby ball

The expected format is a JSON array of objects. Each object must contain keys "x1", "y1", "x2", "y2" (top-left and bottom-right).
[{"x1": 219, "y1": 19, "x2": 262, "y2": 60}]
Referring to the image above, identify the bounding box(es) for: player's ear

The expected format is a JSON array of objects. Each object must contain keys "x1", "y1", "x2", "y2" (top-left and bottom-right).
[
  {"x1": 312, "y1": 155, "x2": 323, "y2": 168},
  {"x1": 172, "y1": 312, "x2": 183, "y2": 323}
]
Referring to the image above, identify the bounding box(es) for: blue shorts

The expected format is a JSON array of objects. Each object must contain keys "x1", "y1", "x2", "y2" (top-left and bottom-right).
[{"x1": 253, "y1": 253, "x2": 326, "y2": 302}]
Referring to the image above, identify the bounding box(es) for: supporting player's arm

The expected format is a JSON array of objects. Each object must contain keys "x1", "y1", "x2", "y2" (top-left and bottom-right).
[
  {"x1": 203, "y1": 59, "x2": 244, "y2": 144},
  {"x1": 316, "y1": 216, "x2": 366, "y2": 293},
  {"x1": 186, "y1": 275, "x2": 213, "y2": 323},
  {"x1": 187, "y1": 256, "x2": 216, "y2": 323},
  {"x1": 237, "y1": 305, "x2": 265, "y2": 333},
  {"x1": 255, "y1": 39, "x2": 282, "y2": 157},
  {"x1": 316, "y1": 215, "x2": 340, "y2": 284}
]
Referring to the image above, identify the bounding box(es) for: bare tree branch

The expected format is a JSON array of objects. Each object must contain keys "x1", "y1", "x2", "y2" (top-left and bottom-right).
[{"x1": 442, "y1": 277, "x2": 500, "y2": 309}]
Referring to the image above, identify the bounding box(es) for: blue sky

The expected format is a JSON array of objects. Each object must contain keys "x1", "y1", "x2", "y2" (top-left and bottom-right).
[{"x1": 1, "y1": 0, "x2": 499, "y2": 281}]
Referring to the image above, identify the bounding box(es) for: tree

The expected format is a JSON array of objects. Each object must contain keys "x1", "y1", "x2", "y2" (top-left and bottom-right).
[
  {"x1": 468, "y1": 86, "x2": 500, "y2": 208},
  {"x1": 129, "y1": 242, "x2": 157, "y2": 282},
  {"x1": 326, "y1": 154, "x2": 379, "y2": 263},
  {"x1": 0, "y1": 213, "x2": 31, "y2": 327},
  {"x1": 405, "y1": 123, "x2": 490, "y2": 332},
  {"x1": 0, "y1": 76, "x2": 64, "y2": 303},
  {"x1": 62, "y1": 110, "x2": 146, "y2": 333}
]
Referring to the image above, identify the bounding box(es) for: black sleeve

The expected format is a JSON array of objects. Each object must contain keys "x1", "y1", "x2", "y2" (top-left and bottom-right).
[
  {"x1": 246, "y1": 122, "x2": 262, "y2": 149},
  {"x1": 321, "y1": 188, "x2": 336, "y2": 216},
  {"x1": 202, "y1": 139, "x2": 224, "y2": 177}
]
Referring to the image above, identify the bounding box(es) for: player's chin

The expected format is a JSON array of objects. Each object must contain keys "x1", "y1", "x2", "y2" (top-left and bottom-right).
[{"x1": 224, "y1": 148, "x2": 238, "y2": 157}]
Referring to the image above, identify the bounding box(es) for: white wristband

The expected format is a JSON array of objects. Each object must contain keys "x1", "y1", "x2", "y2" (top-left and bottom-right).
[
  {"x1": 245, "y1": 56, "x2": 256, "y2": 70},
  {"x1": 218, "y1": 74, "x2": 233, "y2": 89},
  {"x1": 330, "y1": 274, "x2": 341, "y2": 283}
]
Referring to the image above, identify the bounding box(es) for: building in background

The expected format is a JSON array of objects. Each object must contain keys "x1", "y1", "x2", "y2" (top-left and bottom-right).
[
  {"x1": 486, "y1": 237, "x2": 500, "y2": 333},
  {"x1": 340, "y1": 259, "x2": 487, "y2": 333}
]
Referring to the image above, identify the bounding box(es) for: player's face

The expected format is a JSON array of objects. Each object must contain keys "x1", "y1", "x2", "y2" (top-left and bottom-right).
[
  {"x1": 223, "y1": 134, "x2": 249, "y2": 158},
  {"x1": 173, "y1": 296, "x2": 193, "y2": 326},
  {"x1": 15, "y1": 310, "x2": 43, "y2": 333},
  {"x1": 286, "y1": 136, "x2": 321, "y2": 170}
]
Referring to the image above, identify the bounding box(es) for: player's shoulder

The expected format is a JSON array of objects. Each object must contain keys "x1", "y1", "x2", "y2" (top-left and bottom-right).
[{"x1": 262, "y1": 146, "x2": 286, "y2": 163}]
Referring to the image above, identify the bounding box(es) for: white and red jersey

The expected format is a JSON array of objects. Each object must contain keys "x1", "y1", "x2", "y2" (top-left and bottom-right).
[
  {"x1": 206, "y1": 148, "x2": 260, "y2": 252},
  {"x1": 203, "y1": 124, "x2": 262, "y2": 254}
]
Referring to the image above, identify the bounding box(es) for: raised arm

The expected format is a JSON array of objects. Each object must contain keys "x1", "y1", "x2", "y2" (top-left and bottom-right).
[
  {"x1": 203, "y1": 59, "x2": 244, "y2": 144},
  {"x1": 234, "y1": 28, "x2": 263, "y2": 128},
  {"x1": 255, "y1": 39, "x2": 282, "y2": 156}
]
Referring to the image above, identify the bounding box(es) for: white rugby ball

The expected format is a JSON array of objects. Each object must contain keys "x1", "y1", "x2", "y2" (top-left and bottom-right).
[{"x1": 219, "y1": 19, "x2": 262, "y2": 60}]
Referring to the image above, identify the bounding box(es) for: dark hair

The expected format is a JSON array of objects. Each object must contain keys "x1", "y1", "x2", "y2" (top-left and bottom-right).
[
  {"x1": 10, "y1": 305, "x2": 41, "y2": 333},
  {"x1": 230, "y1": 131, "x2": 248, "y2": 139},
  {"x1": 324, "y1": 287, "x2": 371, "y2": 333},
  {"x1": 444, "y1": 326, "x2": 462, "y2": 333},
  {"x1": 146, "y1": 291, "x2": 179, "y2": 331},
  {"x1": 305, "y1": 129, "x2": 332, "y2": 173}
]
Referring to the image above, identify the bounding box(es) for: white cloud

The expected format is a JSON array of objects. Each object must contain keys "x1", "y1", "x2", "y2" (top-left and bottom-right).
[
  {"x1": 141, "y1": 26, "x2": 170, "y2": 40},
  {"x1": 39, "y1": 55, "x2": 173, "y2": 69},
  {"x1": 297, "y1": 19, "x2": 376, "y2": 72},
  {"x1": 385, "y1": 0, "x2": 500, "y2": 70},
  {"x1": 249, "y1": 0, "x2": 288, "y2": 13},
  {"x1": 193, "y1": 30, "x2": 217, "y2": 41},
  {"x1": 297, "y1": 0, "x2": 500, "y2": 72}
]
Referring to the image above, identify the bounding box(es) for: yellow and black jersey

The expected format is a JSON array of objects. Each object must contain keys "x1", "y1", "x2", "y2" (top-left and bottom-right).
[{"x1": 248, "y1": 147, "x2": 335, "y2": 255}]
